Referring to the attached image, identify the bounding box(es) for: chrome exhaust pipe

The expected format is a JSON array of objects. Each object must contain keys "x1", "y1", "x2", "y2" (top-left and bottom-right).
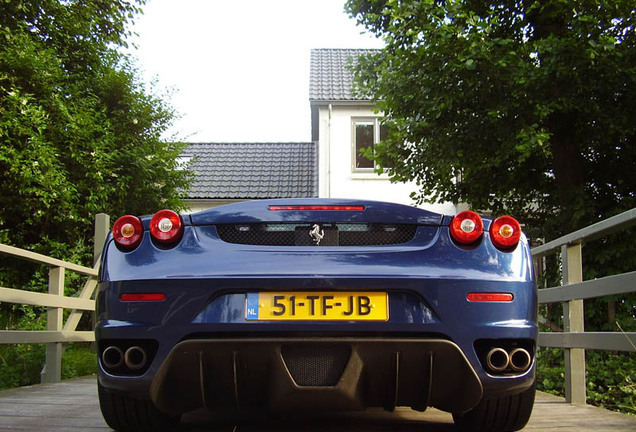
[
  {"x1": 486, "y1": 347, "x2": 510, "y2": 372},
  {"x1": 509, "y1": 348, "x2": 532, "y2": 372},
  {"x1": 102, "y1": 346, "x2": 124, "y2": 369},
  {"x1": 124, "y1": 346, "x2": 147, "y2": 371}
]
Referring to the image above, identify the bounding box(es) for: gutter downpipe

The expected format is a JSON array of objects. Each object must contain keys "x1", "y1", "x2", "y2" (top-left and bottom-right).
[{"x1": 327, "y1": 103, "x2": 332, "y2": 197}]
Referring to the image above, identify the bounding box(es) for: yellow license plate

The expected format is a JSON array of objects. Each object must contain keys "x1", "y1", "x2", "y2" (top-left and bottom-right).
[{"x1": 245, "y1": 292, "x2": 388, "y2": 321}]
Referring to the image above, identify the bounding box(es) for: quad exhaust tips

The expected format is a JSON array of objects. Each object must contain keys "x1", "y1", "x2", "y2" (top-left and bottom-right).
[
  {"x1": 101, "y1": 345, "x2": 148, "y2": 372},
  {"x1": 485, "y1": 347, "x2": 532, "y2": 374}
]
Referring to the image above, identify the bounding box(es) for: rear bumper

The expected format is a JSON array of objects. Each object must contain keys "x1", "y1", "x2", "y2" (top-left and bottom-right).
[
  {"x1": 149, "y1": 337, "x2": 483, "y2": 415},
  {"x1": 96, "y1": 275, "x2": 537, "y2": 414}
]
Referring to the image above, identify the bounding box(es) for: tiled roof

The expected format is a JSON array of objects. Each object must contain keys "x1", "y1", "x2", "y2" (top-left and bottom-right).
[
  {"x1": 309, "y1": 48, "x2": 380, "y2": 102},
  {"x1": 184, "y1": 142, "x2": 318, "y2": 200}
]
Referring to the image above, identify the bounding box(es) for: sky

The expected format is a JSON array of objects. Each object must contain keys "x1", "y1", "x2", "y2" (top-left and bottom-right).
[{"x1": 127, "y1": 0, "x2": 384, "y2": 143}]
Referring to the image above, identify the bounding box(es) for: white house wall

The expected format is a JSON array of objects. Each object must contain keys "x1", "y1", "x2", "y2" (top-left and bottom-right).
[{"x1": 317, "y1": 104, "x2": 457, "y2": 215}]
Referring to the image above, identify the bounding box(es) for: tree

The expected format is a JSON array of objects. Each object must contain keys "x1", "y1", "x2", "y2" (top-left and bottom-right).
[
  {"x1": 346, "y1": 2, "x2": 636, "y2": 411},
  {"x1": 0, "y1": 0, "x2": 192, "y2": 390},
  {"x1": 345, "y1": 0, "x2": 635, "y2": 238},
  {"x1": 0, "y1": 0, "x2": 191, "y2": 261}
]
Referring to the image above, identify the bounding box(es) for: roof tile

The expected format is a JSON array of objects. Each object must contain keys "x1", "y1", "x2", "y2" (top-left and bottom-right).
[
  {"x1": 309, "y1": 48, "x2": 380, "y2": 101},
  {"x1": 184, "y1": 142, "x2": 318, "y2": 200}
]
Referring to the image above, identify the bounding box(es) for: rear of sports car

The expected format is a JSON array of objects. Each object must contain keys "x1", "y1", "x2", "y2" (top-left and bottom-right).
[{"x1": 95, "y1": 199, "x2": 537, "y2": 432}]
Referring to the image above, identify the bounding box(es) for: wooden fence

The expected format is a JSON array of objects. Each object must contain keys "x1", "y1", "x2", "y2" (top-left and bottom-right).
[
  {"x1": 532, "y1": 208, "x2": 636, "y2": 404},
  {"x1": 0, "y1": 214, "x2": 109, "y2": 383}
]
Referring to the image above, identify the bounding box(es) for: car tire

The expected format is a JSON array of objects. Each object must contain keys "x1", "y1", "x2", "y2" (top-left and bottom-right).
[
  {"x1": 452, "y1": 381, "x2": 536, "y2": 432},
  {"x1": 98, "y1": 382, "x2": 181, "y2": 432}
]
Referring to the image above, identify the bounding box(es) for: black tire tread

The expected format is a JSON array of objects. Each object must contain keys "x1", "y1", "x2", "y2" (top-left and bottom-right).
[
  {"x1": 98, "y1": 382, "x2": 180, "y2": 432},
  {"x1": 453, "y1": 382, "x2": 536, "y2": 432}
]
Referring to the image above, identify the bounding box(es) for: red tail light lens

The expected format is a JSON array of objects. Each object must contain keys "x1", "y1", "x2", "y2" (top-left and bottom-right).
[
  {"x1": 113, "y1": 215, "x2": 143, "y2": 250},
  {"x1": 490, "y1": 216, "x2": 521, "y2": 250},
  {"x1": 450, "y1": 211, "x2": 484, "y2": 245},
  {"x1": 150, "y1": 210, "x2": 183, "y2": 244}
]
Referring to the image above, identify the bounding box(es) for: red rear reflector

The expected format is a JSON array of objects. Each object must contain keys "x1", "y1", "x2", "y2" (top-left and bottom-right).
[
  {"x1": 268, "y1": 205, "x2": 365, "y2": 211},
  {"x1": 467, "y1": 293, "x2": 514, "y2": 302},
  {"x1": 120, "y1": 293, "x2": 166, "y2": 302}
]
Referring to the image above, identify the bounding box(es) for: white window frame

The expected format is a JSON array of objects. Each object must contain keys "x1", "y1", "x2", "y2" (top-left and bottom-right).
[{"x1": 351, "y1": 117, "x2": 388, "y2": 173}]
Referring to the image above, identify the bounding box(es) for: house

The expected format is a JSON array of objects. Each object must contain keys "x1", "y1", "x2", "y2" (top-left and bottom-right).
[
  {"x1": 182, "y1": 142, "x2": 318, "y2": 212},
  {"x1": 182, "y1": 49, "x2": 457, "y2": 215},
  {"x1": 309, "y1": 48, "x2": 457, "y2": 214}
]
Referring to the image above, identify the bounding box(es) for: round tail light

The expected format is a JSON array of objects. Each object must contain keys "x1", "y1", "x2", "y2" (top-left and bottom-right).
[
  {"x1": 150, "y1": 210, "x2": 183, "y2": 244},
  {"x1": 450, "y1": 210, "x2": 484, "y2": 245},
  {"x1": 490, "y1": 216, "x2": 521, "y2": 250},
  {"x1": 113, "y1": 215, "x2": 143, "y2": 250}
]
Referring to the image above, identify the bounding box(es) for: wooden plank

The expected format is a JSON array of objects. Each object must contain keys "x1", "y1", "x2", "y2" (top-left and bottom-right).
[
  {"x1": 0, "y1": 287, "x2": 95, "y2": 310},
  {"x1": 1, "y1": 377, "x2": 636, "y2": 431},
  {"x1": 42, "y1": 267, "x2": 65, "y2": 383},
  {"x1": 562, "y1": 243, "x2": 586, "y2": 405},
  {"x1": 0, "y1": 243, "x2": 97, "y2": 276},
  {"x1": 0, "y1": 377, "x2": 109, "y2": 431},
  {"x1": 93, "y1": 213, "x2": 110, "y2": 266},
  {"x1": 532, "y1": 207, "x2": 636, "y2": 258},
  {"x1": 538, "y1": 271, "x2": 636, "y2": 303},
  {"x1": 539, "y1": 332, "x2": 636, "y2": 352},
  {"x1": 0, "y1": 330, "x2": 95, "y2": 344}
]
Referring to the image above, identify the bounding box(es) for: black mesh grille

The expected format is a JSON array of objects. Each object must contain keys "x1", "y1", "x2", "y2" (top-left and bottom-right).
[
  {"x1": 281, "y1": 345, "x2": 351, "y2": 386},
  {"x1": 216, "y1": 223, "x2": 417, "y2": 246}
]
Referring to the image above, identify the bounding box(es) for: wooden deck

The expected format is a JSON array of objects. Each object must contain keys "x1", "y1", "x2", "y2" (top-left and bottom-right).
[{"x1": 0, "y1": 376, "x2": 635, "y2": 431}]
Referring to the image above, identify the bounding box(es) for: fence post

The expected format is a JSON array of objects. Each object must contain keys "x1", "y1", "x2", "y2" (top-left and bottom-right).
[
  {"x1": 41, "y1": 266, "x2": 64, "y2": 383},
  {"x1": 562, "y1": 243, "x2": 586, "y2": 404},
  {"x1": 94, "y1": 213, "x2": 110, "y2": 265}
]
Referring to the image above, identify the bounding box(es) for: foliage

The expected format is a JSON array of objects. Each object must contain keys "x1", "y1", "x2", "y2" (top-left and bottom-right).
[
  {"x1": 0, "y1": 0, "x2": 191, "y2": 388},
  {"x1": 0, "y1": 343, "x2": 97, "y2": 390},
  {"x1": 61, "y1": 343, "x2": 97, "y2": 380},
  {"x1": 0, "y1": 344, "x2": 45, "y2": 389},
  {"x1": 345, "y1": 0, "x2": 635, "y2": 238},
  {"x1": 582, "y1": 228, "x2": 636, "y2": 333},
  {"x1": 586, "y1": 350, "x2": 636, "y2": 414},
  {"x1": 0, "y1": 0, "x2": 192, "y2": 261},
  {"x1": 0, "y1": 307, "x2": 46, "y2": 389},
  {"x1": 535, "y1": 346, "x2": 565, "y2": 395}
]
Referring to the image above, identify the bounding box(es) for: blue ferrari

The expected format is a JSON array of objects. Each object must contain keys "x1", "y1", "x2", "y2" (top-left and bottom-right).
[{"x1": 96, "y1": 199, "x2": 537, "y2": 432}]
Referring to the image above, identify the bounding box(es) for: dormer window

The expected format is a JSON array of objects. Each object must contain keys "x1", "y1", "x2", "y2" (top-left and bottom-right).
[
  {"x1": 176, "y1": 155, "x2": 192, "y2": 170},
  {"x1": 352, "y1": 118, "x2": 388, "y2": 171}
]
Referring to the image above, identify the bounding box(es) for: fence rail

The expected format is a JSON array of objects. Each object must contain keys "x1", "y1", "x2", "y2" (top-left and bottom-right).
[
  {"x1": 0, "y1": 214, "x2": 109, "y2": 383},
  {"x1": 531, "y1": 207, "x2": 636, "y2": 405}
]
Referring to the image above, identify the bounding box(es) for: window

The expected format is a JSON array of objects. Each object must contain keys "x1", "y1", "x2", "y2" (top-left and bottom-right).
[
  {"x1": 175, "y1": 155, "x2": 192, "y2": 171},
  {"x1": 352, "y1": 118, "x2": 389, "y2": 171}
]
